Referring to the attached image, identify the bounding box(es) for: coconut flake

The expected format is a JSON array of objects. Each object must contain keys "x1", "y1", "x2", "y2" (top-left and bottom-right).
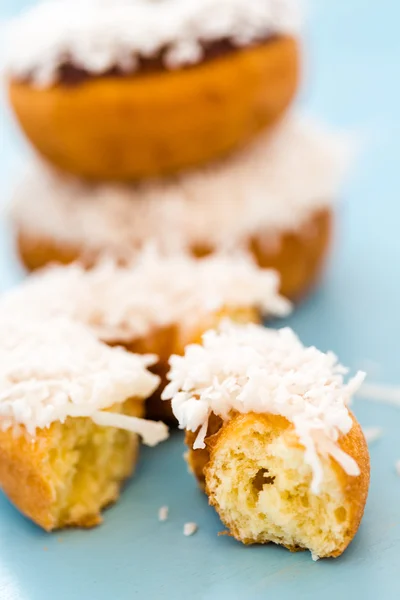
[
  {"x1": 183, "y1": 522, "x2": 198, "y2": 536},
  {"x1": 11, "y1": 115, "x2": 350, "y2": 257},
  {"x1": 0, "y1": 250, "x2": 290, "y2": 344},
  {"x1": 357, "y1": 383, "x2": 400, "y2": 407},
  {"x1": 158, "y1": 506, "x2": 169, "y2": 522},
  {"x1": 395, "y1": 461, "x2": 400, "y2": 476},
  {"x1": 91, "y1": 411, "x2": 168, "y2": 446},
  {"x1": 311, "y1": 553, "x2": 320, "y2": 562},
  {"x1": 5, "y1": 0, "x2": 302, "y2": 86},
  {"x1": 0, "y1": 315, "x2": 167, "y2": 442},
  {"x1": 163, "y1": 321, "x2": 365, "y2": 493}
]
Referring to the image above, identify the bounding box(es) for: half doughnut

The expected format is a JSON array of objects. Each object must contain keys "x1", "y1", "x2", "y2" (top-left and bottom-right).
[
  {"x1": 0, "y1": 316, "x2": 166, "y2": 530},
  {"x1": 164, "y1": 322, "x2": 370, "y2": 558}
]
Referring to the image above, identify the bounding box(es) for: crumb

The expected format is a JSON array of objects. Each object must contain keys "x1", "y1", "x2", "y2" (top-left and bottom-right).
[
  {"x1": 311, "y1": 553, "x2": 320, "y2": 562},
  {"x1": 183, "y1": 522, "x2": 198, "y2": 536},
  {"x1": 57, "y1": 537, "x2": 63, "y2": 543},
  {"x1": 158, "y1": 506, "x2": 169, "y2": 522},
  {"x1": 395, "y1": 460, "x2": 400, "y2": 476},
  {"x1": 43, "y1": 547, "x2": 48, "y2": 551}
]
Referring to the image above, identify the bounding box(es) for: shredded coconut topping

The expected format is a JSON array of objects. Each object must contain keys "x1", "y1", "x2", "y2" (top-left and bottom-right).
[
  {"x1": 0, "y1": 250, "x2": 290, "y2": 344},
  {"x1": 0, "y1": 316, "x2": 168, "y2": 444},
  {"x1": 183, "y1": 522, "x2": 198, "y2": 536},
  {"x1": 11, "y1": 115, "x2": 350, "y2": 255},
  {"x1": 163, "y1": 322, "x2": 365, "y2": 493},
  {"x1": 5, "y1": 0, "x2": 301, "y2": 86}
]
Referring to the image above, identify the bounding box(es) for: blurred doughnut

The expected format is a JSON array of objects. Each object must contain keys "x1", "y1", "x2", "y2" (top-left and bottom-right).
[
  {"x1": 0, "y1": 252, "x2": 290, "y2": 422},
  {"x1": 6, "y1": 0, "x2": 300, "y2": 180},
  {"x1": 11, "y1": 115, "x2": 349, "y2": 300}
]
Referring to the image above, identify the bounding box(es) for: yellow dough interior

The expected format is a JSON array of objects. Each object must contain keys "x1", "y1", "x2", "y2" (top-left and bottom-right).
[
  {"x1": 207, "y1": 418, "x2": 350, "y2": 557},
  {"x1": 46, "y1": 417, "x2": 137, "y2": 528}
]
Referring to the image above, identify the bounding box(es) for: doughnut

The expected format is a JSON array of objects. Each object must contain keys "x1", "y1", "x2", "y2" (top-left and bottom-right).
[
  {"x1": 5, "y1": 0, "x2": 300, "y2": 180},
  {"x1": 11, "y1": 115, "x2": 349, "y2": 300},
  {"x1": 0, "y1": 252, "x2": 291, "y2": 423},
  {"x1": 163, "y1": 322, "x2": 370, "y2": 558},
  {"x1": 0, "y1": 315, "x2": 167, "y2": 531}
]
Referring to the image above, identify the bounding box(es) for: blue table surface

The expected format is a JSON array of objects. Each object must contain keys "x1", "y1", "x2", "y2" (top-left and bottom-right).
[{"x1": 1, "y1": 1, "x2": 400, "y2": 599}]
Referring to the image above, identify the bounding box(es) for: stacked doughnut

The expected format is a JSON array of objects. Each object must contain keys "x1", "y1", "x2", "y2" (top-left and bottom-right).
[
  {"x1": 4, "y1": 0, "x2": 349, "y2": 300},
  {"x1": 1, "y1": 0, "x2": 370, "y2": 557}
]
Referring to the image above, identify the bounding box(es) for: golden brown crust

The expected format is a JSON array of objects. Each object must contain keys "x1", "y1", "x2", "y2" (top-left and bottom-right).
[
  {"x1": 195, "y1": 412, "x2": 370, "y2": 557},
  {"x1": 9, "y1": 36, "x2": 299, "y2": 181},
  {"x1": 250, "y1": 209, "x2": 332, "y2": 301},
  {"x1": 0, "y1": 398, "x2": 143, "y2": 531},
  {"x1": 16, "y1": 208, "x2": 331, "y2": 302},
  {"x1": 192, "y1": 209, "x2": 332, "y2": 301},
  {"x1": 329, "y1": 415, "x2": 370, "y2": 557},
  {"x1": 16, "y1": 231, "x2": 84, "y2": 272},
  {"x1": 121, "y1": 327, "x2": 180, "y2": 424},
  {"x1": 186, "y1": 413, "x2": 223, "y2": 488},
  {"x1": 0, "y1": 427, "x2": 60, "y2": 531}
]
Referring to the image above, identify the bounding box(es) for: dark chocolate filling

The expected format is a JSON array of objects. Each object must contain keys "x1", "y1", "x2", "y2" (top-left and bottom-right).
[{"x1": 50, "y1": 35, "x2": 275, "y2": 86}]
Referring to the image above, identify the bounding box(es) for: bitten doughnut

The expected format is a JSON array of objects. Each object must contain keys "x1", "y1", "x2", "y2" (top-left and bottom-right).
[
  {"x1": 0, "y1": 252, "x2": 290, "y2": 423},
  {"x1": 163, "y1": 322, "x2": 370, "y2": 559},
  {"x1": 11, "y1": 115, "x2": 348, "y2": 300},
  {"x1": 5, "y1": 0, "x2": 300, "y2": 180},
  {"x1": 0, "y1": 316, "x2": 167, "y2": 531}
]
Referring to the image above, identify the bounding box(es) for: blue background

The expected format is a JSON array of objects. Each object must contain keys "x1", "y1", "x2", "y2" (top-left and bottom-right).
[{"x1": 0, "y1": 1, "x2": 400, "y2": 598}]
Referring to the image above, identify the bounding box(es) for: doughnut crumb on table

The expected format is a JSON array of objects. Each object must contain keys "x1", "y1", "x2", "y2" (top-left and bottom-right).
[
  {"x1": 0, "y1": 316, "x2": 167, "y2": 531},
  {"x1": 11, "y1": 114, "x2": 348, "y2": 301},
  {"x1": 5, "y1": 0, "x2": 301, "y2": 180},
  {"x1": 0, "y1": 250, "x2": 291, "y2": 422},
  {"x1": 163, "y1": 321, "x2": 370, "y2": 558}
]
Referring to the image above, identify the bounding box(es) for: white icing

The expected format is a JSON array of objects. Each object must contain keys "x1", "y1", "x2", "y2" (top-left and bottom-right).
[
  {"x1": 0, "y1": 315, "x2": 168, "y2": 444},
  {"x1": 163, "y1": 321, "x2": 365, "y2": 493},
  {"x1": 11, "y1": 115, "x2": 350, "y2": 255},
  {"x1": 5, "y1": 0, "x2": 301, "y2": 86},
  {"x1": 0, "y1": 250, "x2": 290, "y2": 343}
]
